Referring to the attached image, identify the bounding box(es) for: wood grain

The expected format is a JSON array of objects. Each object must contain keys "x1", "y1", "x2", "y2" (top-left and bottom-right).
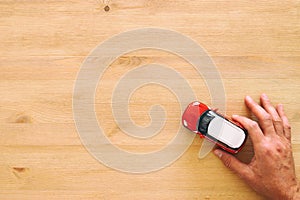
[{"x1": 0, "y1": 0, "x2": 299, "y2": 199}]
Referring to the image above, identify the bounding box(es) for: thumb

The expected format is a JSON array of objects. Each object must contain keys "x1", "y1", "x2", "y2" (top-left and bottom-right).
[{"x1": 214, "y1": 149, "x2": 252, "y2": 181}]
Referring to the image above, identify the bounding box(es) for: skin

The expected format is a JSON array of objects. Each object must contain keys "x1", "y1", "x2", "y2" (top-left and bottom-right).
[{"x1": 214, "y1": 94, "x2": 300, "y2": 200}]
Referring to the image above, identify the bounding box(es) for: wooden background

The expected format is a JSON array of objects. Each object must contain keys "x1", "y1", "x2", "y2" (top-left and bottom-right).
[{"x1": 0, "y1": 0, "x2": 299, "y2": 199}]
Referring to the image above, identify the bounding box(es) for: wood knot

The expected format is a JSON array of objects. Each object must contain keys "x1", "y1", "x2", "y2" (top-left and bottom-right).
[
  {"x1": 15, "y1": 114, "x2": 33, "y2": 123},
  {"x1": 13, "y1": 167, "x2": 26, "y2": 173},
  {"x1": 12, "y1": 167, "x2": 30, "y2": 179},
  {"x1": 104, "y1": 5, "x2": 110, "y2": 12}
]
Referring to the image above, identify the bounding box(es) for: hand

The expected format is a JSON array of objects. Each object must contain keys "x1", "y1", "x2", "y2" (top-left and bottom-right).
[{"x1": 214, "y1": 94, "x2": 299, "y2": 200}]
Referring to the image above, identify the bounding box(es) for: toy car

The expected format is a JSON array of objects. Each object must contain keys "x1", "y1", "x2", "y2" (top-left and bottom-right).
[{"x1": 182, "y1": 101, "x2": 247, "y2": 154}]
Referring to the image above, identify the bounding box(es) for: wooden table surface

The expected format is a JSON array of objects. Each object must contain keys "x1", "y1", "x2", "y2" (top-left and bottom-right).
[{"x1": 0, "y1": 0, "x2": 299, "y2": 199}]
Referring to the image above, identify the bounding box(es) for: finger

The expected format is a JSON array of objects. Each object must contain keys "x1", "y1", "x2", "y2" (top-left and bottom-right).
[
  {"x1": 245, "y1": 95, "x2": 275, "y2": 136},
  {"x1": 277, "y1": 104, "x2": 291, "y2": 140},
  {"x1": 211, "y1": 108, "x2": 219, "y2": 112},
  {"x1": 260, "y1": 94, "x2": 284, "y2": 135},
  {"x1": 214, "y1": 149, "x2": 253, "y2": 182},
  {"x1": 232, "y1": 114, "x2": 264, "y2": 148}
]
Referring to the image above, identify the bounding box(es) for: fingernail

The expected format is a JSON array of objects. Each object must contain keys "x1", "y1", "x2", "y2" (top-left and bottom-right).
[
  {"x1": 214, "y1": 149, "x2": 222, "y2": 158},
  {"x1": 262, "y1": 93, "x2": 268, "y2": 99},
  {"x1": 245, "y1": 95, "x2": 251, "y2": 101},
  {"x1": 232, "y1": 114, "x2": 239, "y2": 118}
]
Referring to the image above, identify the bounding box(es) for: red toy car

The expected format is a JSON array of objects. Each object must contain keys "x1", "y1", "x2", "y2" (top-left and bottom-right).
[{"x1": 182, "y1": 101, "x2": 247, "y2": 154}]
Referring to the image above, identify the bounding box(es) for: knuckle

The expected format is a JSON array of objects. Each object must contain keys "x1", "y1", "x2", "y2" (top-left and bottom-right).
[
  {"x1": 275, "y1": 142, "x2": 286, "y2": 153},
  {"x1": 261, "y1": 144, "x2": 273, "y2": 155},
  {"x1": 273, "y1": 119, "x2": 283, "y2": 128},
  {"x1": 249, "y1": 121, "x2": 259, "y2": 130},
  {"x1": 273, "y1": 118, "x2": 282, "y2": 123},
  {"x1": 263, "y1": 113, "x2": 272, "y2": 121},
  {"x1": 285, "y1": 141, "x2": 292, "y2": 150},
  {"x1": 223, "y1": 157, "x2": 232, "y2": 168},
  {"x1": 285, "y1": 124, "x2": 291, "y2": 130},
  {"x1": 260, "y1": 140, "x2": 273, "y2": 154},
  {"x1": 260, "y1": 137, "x2": 289, "y2": 156}
]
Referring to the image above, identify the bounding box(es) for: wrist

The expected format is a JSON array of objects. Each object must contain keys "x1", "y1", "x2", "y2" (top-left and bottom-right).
[
  {"x1": 275, "y1": 182, "x2": 300, "y2": 200},
  {"x1": 291, "y1": 182, "x2": 300, "y2": 200},
  {"x1": 286, "y1": 181, "x2": 300, "y2": 200}
]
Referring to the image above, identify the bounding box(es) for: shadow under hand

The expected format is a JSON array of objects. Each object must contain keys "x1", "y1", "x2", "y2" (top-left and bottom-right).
[{"x1": 235, "y1": 137, "x2": 255, "y2": 164}]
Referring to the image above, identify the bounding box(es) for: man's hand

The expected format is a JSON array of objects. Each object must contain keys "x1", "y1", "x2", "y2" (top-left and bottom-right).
[{"x1": 214, "y1": 94, "x2": 299, "y2": 200}]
